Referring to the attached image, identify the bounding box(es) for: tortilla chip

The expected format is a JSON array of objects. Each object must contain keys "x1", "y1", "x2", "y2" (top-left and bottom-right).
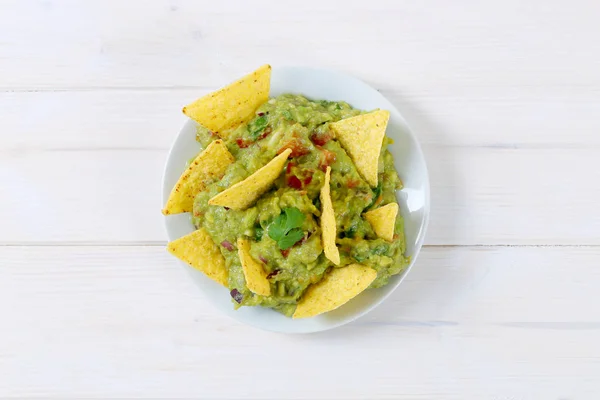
[
  {"x1": 208, "y1": 148, "x2": 292, "y2": 210},
  {"x1": 167, "y1": 228, "x2": 228, "y2": 286},
  {"x1": 320, "y1": 166, "x2": 340, "y2": 265},
  {"x1": 293, "y1": 264, "x2": 377, "y2": 319},
  {"x1": 364, "y1": 202, "x2": 399, "y2": 242},
  {"x1": 330, "y1": 110, "x2": 390, "y2": 187},
  {"x1": 182, "y1": 65, "x2": 271, "y2": 138},
  {"x1": 162, "y1": 140, "x2": 234, "y2": 215},
  {"x1": 237, "y1": 238, "x2": 271, "y2": 296}
]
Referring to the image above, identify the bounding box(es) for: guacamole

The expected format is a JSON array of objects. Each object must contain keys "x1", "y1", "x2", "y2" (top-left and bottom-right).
[{"x1": 191, "y1": 94, "x2": 409, "y2": 317}]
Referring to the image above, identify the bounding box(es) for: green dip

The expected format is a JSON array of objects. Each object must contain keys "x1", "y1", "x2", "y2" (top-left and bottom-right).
[{"x1": 192, "y1": 94, "x2": 409, "y2": 317}]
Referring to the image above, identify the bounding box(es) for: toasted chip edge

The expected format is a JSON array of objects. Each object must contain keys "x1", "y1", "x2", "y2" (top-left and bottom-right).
[
  {"x1": 320, "y1": 166, "x2": 340, "y2": 265},
  {"x1": 182, "y1": 64, "x2": 271, "y2": 138},
  {"x1": 364, "y1": 202, "x2": 399, "y2": 242},
  {"x1": 162, "y1": 139, "x2": 234, "y2": 215},
  {"x1": 237, "y1": 238, "x2": 271, "y2": 296},
  {"x1": 167, "y1": 228, "x2": 228, "y2": 287},
  {"x1": 331, "y1": 110, "x2": 390, "y2": 187},
  {"x1": 208, "y1": 148, "x2": 292, "y2": 210},
  {"x1": 292, "y1": 263, "x2": 377, "y2": 319}
]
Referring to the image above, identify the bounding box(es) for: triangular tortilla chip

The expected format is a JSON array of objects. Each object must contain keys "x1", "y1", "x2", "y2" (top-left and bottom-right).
[
  {"x1": 208, "y1": 148, "x2": 292, "y2": 210},
  {"x1": 162, "y1": 140, "x2": 234, "y2": 215},
  {"x1": 364, "y1": 202, "x2": 399, "y2": 242},
  {"x1": 330, "y1": 110, "x2": 390, "y2": 187},
  {"x1": 320, "y1": 166, "x2": 340, "y2": 265},
  {"x1": 167, "y1": 228, "x2": 228, "y2": 286},
  {"x1": 237, "y1": 238, "x2": 271, "y2": 296},
  {"x1": 183, "y1": 65, "x2": 271, "y2": 138},
  {"x1": 293, "y1": 264, "x2": 377, "y2": 319}
]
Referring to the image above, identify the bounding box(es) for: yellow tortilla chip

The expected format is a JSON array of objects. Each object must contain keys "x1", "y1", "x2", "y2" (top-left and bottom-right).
[
  {"x1": 208, "y1": 148, "x2": 292, "y2": 210},
  {"x1": 237, "y1": 238, "x2": 271, "y2": 296},
  {"x1": 364, "y1": 202, "x2": 399, "y2": 242},
  {"x1": 320, "y1": 166, "x2": 340, "y2": 265},
  {"x1": 293, "y1": 264, "x2": 377, "y2": 319},
  {"x1": 182, "y1": 64, "x2": 271, "y2": 138},
  {"x1": 330, "y1": 110, "x2": 390, "y2": 187},
  {"x1": 167, "y1": 228, "x2": 228, "y2": 286},
  {"x1": 162, "y1": 140, "x2": 234, "y2": 215}
]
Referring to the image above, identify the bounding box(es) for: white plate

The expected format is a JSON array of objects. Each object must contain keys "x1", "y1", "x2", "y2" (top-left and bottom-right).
[{"x1": 162, "y1": 66, "x2": 430, "y2": 333}]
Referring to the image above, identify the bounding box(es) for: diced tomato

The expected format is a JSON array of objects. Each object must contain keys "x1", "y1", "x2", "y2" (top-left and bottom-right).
[
  {"x1": 322, "y1": 148, "x2": 336, "y2": 165},
  {"x1": 278, "y1": 139, "x2": 310, "y2": 158},
  {"x1": 258, "y1": 126, "x2": 272, "y2": 140},
  {"x1": 286, "y1": 161, "x2": 296, "y2": 174},
  {"x1": 281, "y1": 249, "x2": 290, "y2": 258},
  {"x1": 310, "y1": 131, "x2": 332, "y2": 146},
  {"x1": 236, "y1": 138, "x2": 250, "y2": 148},
  {"x1": 347, "y1": 179, "x2": 359, "y2": 188},
  {"x1": 287, "y1": 175, "x2": 303, "y2": 189},
  {"x1": 295, "y1": 231, "x2": 312, "y2": 247},
  {"x1": 303, "y1": 176, "x2": 312, "y2": 186},
  {"x1": 317, "y1": 147, "x2": 336, "y2": 171}
]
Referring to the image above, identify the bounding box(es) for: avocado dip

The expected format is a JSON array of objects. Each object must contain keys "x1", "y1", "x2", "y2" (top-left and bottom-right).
[{"x1": 191, "y1": 94, "x2": 409, "y2": 317}]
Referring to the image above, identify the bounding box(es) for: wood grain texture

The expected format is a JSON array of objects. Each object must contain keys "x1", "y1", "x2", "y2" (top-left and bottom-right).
[
  {"x1": 1, "y1": 246, "x2": 599, "y2": 399},
  {"x1": 1, "y1": 146, "x2": 598, "y2": 244},
  {"x1": 2, "y1": 0, "x2": 600, "y2": 397},
  {"x1": 3, "y1": 88, "x2": 600, "y2": 150},
  {"x1": 1, "y1": 0, "x2": 599, "y2": 90}
]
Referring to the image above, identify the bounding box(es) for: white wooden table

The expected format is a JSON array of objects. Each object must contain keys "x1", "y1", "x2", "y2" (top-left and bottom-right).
[{"x1": 2, "y1": 1, "x2": 599, "y2": 398}]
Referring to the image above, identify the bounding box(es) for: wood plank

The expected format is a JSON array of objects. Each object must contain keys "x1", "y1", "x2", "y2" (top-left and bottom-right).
[
  {"x1": 2, "y1": 88, "x2": 600, "y2": 151},
  {"x1": 0, "y1": 245, "x2": 598, "y2": 398},
  {"x1": 0, "y1": 147, "x2": 598, "y2": 244},
  {"x1": 1, "y1": 0, "x2": 599, "y2": 89}
]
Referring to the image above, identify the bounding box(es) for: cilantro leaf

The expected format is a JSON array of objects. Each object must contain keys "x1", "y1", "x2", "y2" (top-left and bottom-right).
[
  {"x1": 366, "y1": 182, "x2": 383, "y2": 210},
  {"x1": 372, "y1": 243, "x2": 390, "y2": 256},
  {"x1": 353, "y1": 252, "x2": 367, "y2": 263},
  {"x1": 254, "y1": 226, "x2": 264, "y2": 241},
  {"x1": 344, "y1": 223, "x2": 358, "y2": 239},
  {"x1": 248, "y1": 115, "x2": 268, "y2": 140},
  {"x1": 277, "y1": 228, "x2": 305, "y2": 250},
  {"x1": 283, "y1": 207, "x2": 305, "y2": 230},
  {"x1": 268, "y1": 207, "x2": 306, "y2": 249},
  {"x1": 268, "y1": 215, "x2": 288, "y2": 241}
]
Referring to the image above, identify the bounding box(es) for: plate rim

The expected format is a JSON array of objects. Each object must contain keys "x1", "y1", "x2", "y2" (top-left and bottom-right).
[{"x1": 161, "y1": 65, "x2": 431, "y2": 333}]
